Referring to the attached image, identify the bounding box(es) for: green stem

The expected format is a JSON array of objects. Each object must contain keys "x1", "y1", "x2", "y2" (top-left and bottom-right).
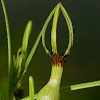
[
  {"x1": 70, "y1": 80, "x2": 100, "y2": 90},
  {"x1": 61, "y1": 80, "x2": 100, "y2": 91}
]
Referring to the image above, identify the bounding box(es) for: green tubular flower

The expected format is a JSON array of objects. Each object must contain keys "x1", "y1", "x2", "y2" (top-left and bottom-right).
[
  {"x1": 37, "y1": 54, "x2": 65, "y2": 100},
  {"x1": 37, "y1": 3, "x2": 73, "y2": 100}
]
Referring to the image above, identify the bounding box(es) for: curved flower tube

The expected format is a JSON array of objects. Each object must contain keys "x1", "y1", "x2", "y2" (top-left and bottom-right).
[
  {"x1": 37, "y1": 3, "x2": 73, "y2": 100},
  {"x1": 36, "y1": 54, "x2": 65, "y2": 100}
]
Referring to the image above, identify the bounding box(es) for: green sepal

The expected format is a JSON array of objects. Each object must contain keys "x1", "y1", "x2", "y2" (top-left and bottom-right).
[
  {"x1": 60, "y1": 3, "x2": 73, "y2": 56},
  {"x1": 42, "y1": 7, "x2": 56, "y2": 55},
  {"x1": 51, "y1": 3, "x2": 60, "y2": 54}
]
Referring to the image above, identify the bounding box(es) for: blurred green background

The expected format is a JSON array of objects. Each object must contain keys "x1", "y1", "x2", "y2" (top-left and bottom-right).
[{"x1": 0, "y1": 0, "x2": 100, "y2": 100}]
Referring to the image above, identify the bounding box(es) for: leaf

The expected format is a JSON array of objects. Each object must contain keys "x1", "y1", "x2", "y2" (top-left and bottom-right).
[
  {"x1": 24, "y1": 28, "x2": 42, "y2": 69},
  {"x1": 1, "y1": 0, "x2": 11, "y2": 79},
  {"x1": 22, "y1": 21, "x2": 32, "y2": 53},
  {"x1": 29, "y1": 76, "x2": 34, "y2": 100}
]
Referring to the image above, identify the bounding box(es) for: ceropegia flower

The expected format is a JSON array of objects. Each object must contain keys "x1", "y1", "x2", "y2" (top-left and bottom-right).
[{"x1": 36, "y1": 3, "x2": 73, "y2": 100}]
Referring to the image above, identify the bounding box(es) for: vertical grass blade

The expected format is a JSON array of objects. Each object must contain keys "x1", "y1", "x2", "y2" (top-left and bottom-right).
[
  {"x1": 22, "y1": 21, "x2": 32, "y2": 53},
  {"x1": 60, "y1": 3, "x2": 73, "y2": 56},
  {"x1": 1, "y1": 0, "x2": 11, "y2": 79},
  {"x1": 29, "y1": 76, "x2": 34, "y2": 100}
]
